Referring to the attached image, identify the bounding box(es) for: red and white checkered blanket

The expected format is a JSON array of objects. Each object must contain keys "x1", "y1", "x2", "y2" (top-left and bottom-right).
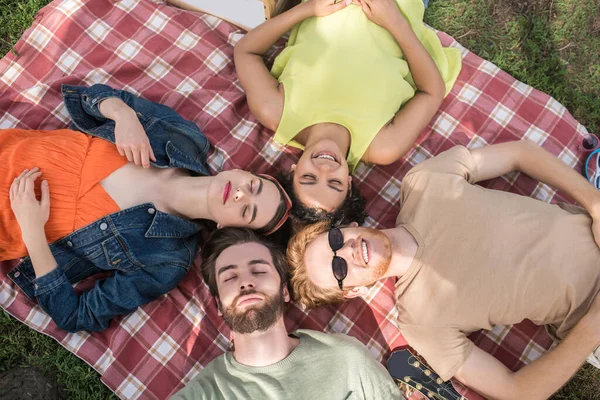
[{"x1": 0, "y1": 0, "x2": 590, "y2": 398}]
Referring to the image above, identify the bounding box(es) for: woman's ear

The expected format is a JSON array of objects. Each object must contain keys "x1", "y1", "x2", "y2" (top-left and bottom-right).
[
  {"x1": 217, "y1": 223, "x2": 223, "y2": 229},
  {"x1": 347, "y1": 175, "x2": 352, "y2": 185},
  {"x1": 343, "y1": 286, "x2": 368, "y2": 299},
  {"x1": 290, "y1": 164, "x2": 296, "y2": 172}
]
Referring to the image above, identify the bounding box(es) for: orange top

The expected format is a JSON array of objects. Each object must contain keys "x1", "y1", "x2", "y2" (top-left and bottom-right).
[{"x1": 0, "y1": 129, "x2": 128, "y2": 260}]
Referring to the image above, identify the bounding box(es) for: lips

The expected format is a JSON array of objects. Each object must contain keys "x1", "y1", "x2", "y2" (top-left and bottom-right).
[
  {"x1": 361, "y1": 238, "x2": 370, "y2": 265},
  {"x1": 312, "y1": 151, "x2": 339, "y2": 164},
  {"x1": 236, "y1": 295, "x2": 264, "y2": 307},
  {"x1": 223, "y1": 181, "x2": 232, "y2": 204}
]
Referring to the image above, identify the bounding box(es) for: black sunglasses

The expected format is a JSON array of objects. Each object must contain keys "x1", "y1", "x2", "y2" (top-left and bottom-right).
[{"x1": 328, "y1": 226, "x2": 347, "y2": 290}]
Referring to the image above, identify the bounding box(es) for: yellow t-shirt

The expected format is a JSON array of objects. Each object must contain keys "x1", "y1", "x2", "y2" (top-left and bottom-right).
[
  {"x1": 395, "y1": 146, "x2": 600, "y2": 381},
  {"x1": 271, "y1": 0, "x2": 462, "y2": 172}
]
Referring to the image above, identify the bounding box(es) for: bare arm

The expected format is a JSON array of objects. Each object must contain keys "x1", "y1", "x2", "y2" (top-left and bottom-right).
[
  {"x1": 469, "y1": 140, "x2": 600, "y2": 245},
  {"x1": 455, "y1": 295, "x2": 600, "y2": 400},
  {"x1": 9, "y1": 168, "x2": 57, "y2": 278},
  {"x1": 360, "y1": 0, "x2": 445, "y2": 165},
  {"x1": 234, "y1": 0, "x2": 348, "y2": 131}
]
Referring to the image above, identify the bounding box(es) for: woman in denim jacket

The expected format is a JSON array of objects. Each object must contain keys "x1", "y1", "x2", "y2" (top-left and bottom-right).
[{"x1": 2, "y1": 84, "x2": 292, "y2": 332}]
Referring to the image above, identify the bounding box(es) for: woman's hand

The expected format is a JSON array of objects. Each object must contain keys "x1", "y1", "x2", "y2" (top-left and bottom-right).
[
  {"x1": 99, "y1": 98, "x2": 156, "y2": 168},
  {"x1": 114, "y1": 110, "x2": 156, "y2": 168},
  {"x1": 355, "y1": 0, "x2": 407, "y2": 31},
  {"x1": 10, "y1": 168, "x2": 50, "y2": 241},
  {"x1": 308, "y1": 0, "x2": 350, "y2": 18}
]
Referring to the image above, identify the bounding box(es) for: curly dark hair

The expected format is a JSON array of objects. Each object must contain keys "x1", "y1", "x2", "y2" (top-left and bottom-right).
[{"x1": 278, "y1": 171, "x2": 367, "y2": 228}]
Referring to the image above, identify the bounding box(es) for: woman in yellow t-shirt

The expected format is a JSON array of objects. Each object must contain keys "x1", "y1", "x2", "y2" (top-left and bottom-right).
[{"x1": 234, "y1": 0, "x2": 461, "y2": 225}]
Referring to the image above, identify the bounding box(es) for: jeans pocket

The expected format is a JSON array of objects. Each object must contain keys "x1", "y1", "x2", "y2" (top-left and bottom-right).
[{"x1": 101, "y1": 236, "x2": 143, "y2": 272}]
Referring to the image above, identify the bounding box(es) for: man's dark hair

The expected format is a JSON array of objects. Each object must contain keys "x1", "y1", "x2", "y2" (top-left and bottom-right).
[
  {"x1": 278, "y1": 171, "x2": 368, "y2": 227},
  {"x1": 200, "y1": 228, "x2": 290, "y2": 299}
]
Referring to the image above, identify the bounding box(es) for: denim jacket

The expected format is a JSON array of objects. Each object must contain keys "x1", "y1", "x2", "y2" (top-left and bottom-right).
[{"x1": 9, "y1": 84, "x2": 211, "y2": 332}]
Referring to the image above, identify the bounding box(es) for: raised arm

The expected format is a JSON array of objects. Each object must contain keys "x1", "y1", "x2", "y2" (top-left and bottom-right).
[
  {"x1": 469, "y1": 140, "x2": 600, "y2": 245},
  {"x1": 234, "y1": 0, "x2": 348, "y2": 131},
  {"x1": 455, "y1": 294, "x2": 600, "y2": 400},
  {"x1": 360, "y1": 0, "x2": 445, "y2": 165}
]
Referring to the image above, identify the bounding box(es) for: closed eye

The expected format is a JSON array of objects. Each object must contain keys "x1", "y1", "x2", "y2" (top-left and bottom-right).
[{"x1": 224, "y1": 276, "x2": 236, "y2": 282}]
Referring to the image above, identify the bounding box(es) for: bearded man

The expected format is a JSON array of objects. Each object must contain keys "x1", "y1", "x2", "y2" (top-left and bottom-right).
[{"x1": 170, "y1": 227, "x2": 401, "y2": 400}]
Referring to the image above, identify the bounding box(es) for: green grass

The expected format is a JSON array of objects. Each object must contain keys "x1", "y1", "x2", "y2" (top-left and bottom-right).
[
  {"x1": 1, "y1": 0, "x2": 599, "y2": 398},
  {"x1": 426, "y1": 0, "x2": 600, "y2": 134},
  {"x1": 0, "y1": 310, "x2": 117, "y2": 399}
]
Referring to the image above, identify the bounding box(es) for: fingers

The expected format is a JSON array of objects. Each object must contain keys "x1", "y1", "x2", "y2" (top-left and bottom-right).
[
  {"x1": 141, "y1": 150, "x2": 150, "y2": 168},
  {"x1": 17, "y1": 168, "x2": 39, "y2": 194},
  {"x1": 132, "y1": 149, "x2": 142, "y2": 167},
  {"x1": 360, "y1": 0, "x2": 370, "y2": 15},
  {"x1": 123, "y1": 148, "x2": 134, "y2": 163},
  {"x1": 333, "y1": 0, "x2": 349, "y2": 10},
  {"x1": 24, "y1": 171, "x2": 43, "y2": 194},
  {"x1": 10, "y1": 169, "x2": 29, "y2": 200},
  {"x1": 40, "y1": 180, "x2": 50, "y2": 209},
  {"x1": 119, "y1": 144, "x2": 154, "y2": 167},
  {"x1": 10, "y1": 168, "x2": 43, "y2": 201}
]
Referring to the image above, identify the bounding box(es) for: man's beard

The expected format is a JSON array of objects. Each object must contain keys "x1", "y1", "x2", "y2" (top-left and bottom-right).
[
  {"x1": 366, "y1": 229, "x2": 393, "y2": 282},
  {"x1": 221, "y1": 289, "x2": 285, "y2": 334}
]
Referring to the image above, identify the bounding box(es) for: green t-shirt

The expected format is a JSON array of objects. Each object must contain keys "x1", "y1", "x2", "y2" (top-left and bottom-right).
[{"x1": 170, "y1": 329, "x2": 402, "y2": 400}]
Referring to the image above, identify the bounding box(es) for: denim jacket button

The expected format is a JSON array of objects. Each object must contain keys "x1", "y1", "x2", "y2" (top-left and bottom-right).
[
  {"x1": 147, "y1": 208, "x2": 156, "y2": 215},
  {"x1": 14, "y1": 271, "x2": 20, "y2": 278},
  {"x1": 34, "y1": 284, "x2": 39, "y2": 290},
  {"x1": 67, "y1": 241, "x2": 73, "y2": 247},
  {"x1": 100, "y1": 223, "x2": 108, "y2": 231}
]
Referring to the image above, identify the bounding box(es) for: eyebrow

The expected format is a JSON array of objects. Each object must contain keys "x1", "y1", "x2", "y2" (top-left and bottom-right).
[
  {"x1": 250, "y1": 205, "x2": 257, "y2": 224},
  {"x1": 249, "y1": 259, "x2": 271, "y2": 266},
  {"x1": 217, "y1": 259, "x2": 271, "y2": 277},
  {"x1": 257, "y1": 179, "x2": 263, "y2": 195},
  {"x1": 217, "y1": 265, "x2": 237, "y2": 277}
]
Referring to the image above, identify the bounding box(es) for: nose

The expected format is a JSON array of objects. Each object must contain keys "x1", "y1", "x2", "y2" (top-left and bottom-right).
[
  {"x1": 239, "y1": 280, "x2": 255, "y2": 291},
  {"x1": 234, "y1": 187, "x2": 248, "y2": 202},
  {"x1": 336, "y1": 238, "x2": 355, "y2": 261}
]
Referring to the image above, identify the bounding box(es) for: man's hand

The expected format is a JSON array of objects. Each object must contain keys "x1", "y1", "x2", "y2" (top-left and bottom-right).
[
  {"x1": 354, "y1": 0, "x2": 407, "y2": 32},
  {"x1": 99, "y1": 97, "x2": 156, "y2": 168},
  {"x1": 10, "y1": 167, "x2": 50, "y2": 241},
  {"x1": 308, "y1": 0, "x2": 350, "y2": 17}
]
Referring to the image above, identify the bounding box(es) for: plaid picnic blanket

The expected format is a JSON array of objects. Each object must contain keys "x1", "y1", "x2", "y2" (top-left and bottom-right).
[{"x1": 0, "y1": 0, "x2": 590, "y2": 398}]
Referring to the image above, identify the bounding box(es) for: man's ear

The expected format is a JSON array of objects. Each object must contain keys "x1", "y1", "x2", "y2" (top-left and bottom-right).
[
  {"x1": 283, "y1": 286, "x2": 291, "y2": 303},
  {"x1": 343, "y1": 286, "x2": 368, "y2": 299},
  {"x1": 216, "y1": 298, "x2": 223, "y2": 316},
  {"x1": 347, "y1": 175, "x2": 352, "y2": 185},
  {"x1": 217, "y1": 223, "x2": 223, "y2": 229},
  {"x1": 290, "y1": 164, "x2": 296, "y2": 172}
]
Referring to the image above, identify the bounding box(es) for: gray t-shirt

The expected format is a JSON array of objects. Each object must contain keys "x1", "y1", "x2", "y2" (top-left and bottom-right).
[{"x1": 170, "y1": 329, "x2": 402, "y2": 400}]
